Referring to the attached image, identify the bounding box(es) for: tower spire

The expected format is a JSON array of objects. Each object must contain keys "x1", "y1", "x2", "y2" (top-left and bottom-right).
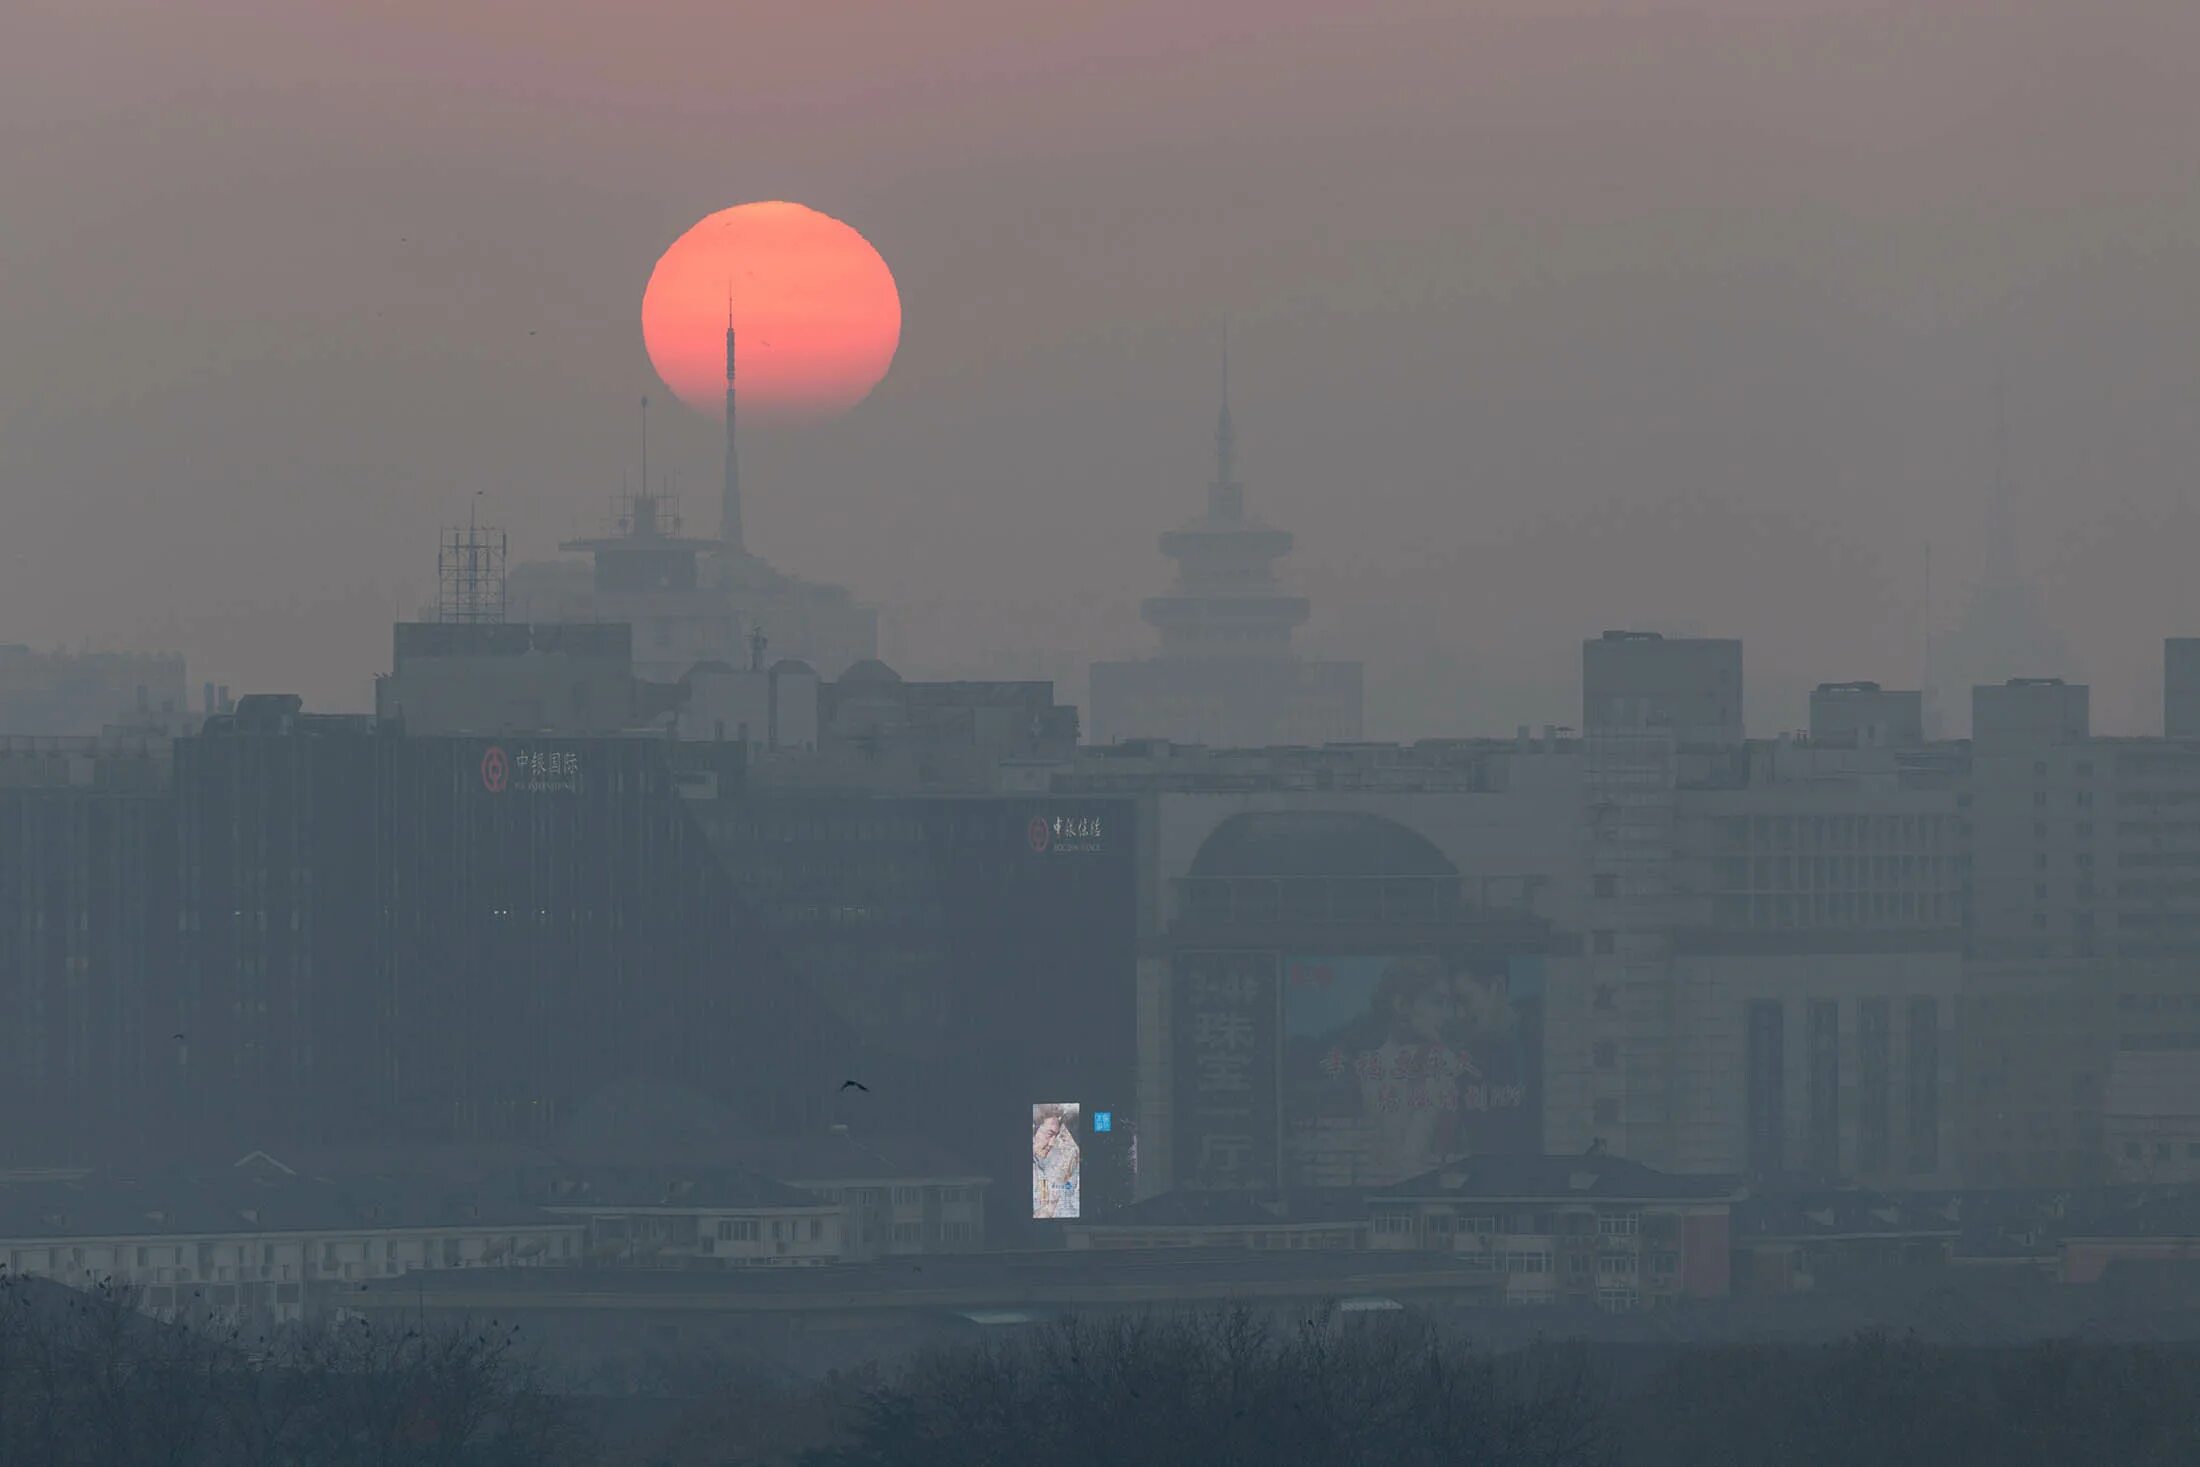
[
  {"x1": 1984, "y1": 369, "x2": 2014, "y2": 584},
  {"x1": 722, "y1": 284, "x2": 743, "y2": 553},
  {"x1": 1210, "y1": 318, "x2": 1242, "y2": 523}
]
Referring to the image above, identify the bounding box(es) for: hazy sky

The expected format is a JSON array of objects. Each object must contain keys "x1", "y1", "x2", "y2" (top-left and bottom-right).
[{"x1": 8, "y1": 0, "x2": 2200, "y2": 735}]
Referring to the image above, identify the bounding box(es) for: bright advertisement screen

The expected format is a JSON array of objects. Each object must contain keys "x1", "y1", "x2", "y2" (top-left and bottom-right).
[
  {"x1": 1282, "y1": 954, "x2": 1540, "y2": 1187},
  {"x1": 1032, "y1": 1102, "x2": 1083, "y2": 1219}
]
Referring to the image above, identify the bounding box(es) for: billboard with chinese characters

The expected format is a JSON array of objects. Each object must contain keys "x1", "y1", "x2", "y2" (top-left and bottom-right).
[
  {"x1": 480, "y1": 744, "x2": 583, "y2": 795},
  {"x1": 1171, "y1": 951, "x2": 1282, "y2": 1192},
  {"x1": 1027, "y1": 811, "x2": 1106, "y2": 855},
  {"x1": 1282, "y1": 952, "x2": 1542, "y2": 1187},
  {"x1": 1032, "y1": 1102, "x2": 1083, "y2": 1218}
]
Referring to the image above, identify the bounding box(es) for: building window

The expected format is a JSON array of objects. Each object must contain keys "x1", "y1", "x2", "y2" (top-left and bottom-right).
[
  {"x1": 1593, "y1": 1098, "x2": 1620, "y2": 1125},
  {"x1": 891, "y1": 1222, "x2": 922, "y2": 1244},
  {"x1": 1593, "y1": 1041, "x2": 1618, "y2": 1070},
  {"x1": 1597, "y1": 1212, "x2": 1640, "y2": 1237},
  {"x1": 1907, "y1": 998, "x2": 1941, "y2": 1174},
  {"x1": 1650, "y1": 1251, "x2": 1679, "y2": 1275},
  {"x1": 892, "y1": 1187, "x2": 921, "y2": 1207},
  {"x1": 1374, "y1": 1212, "x2": 1414, "y2": 1236},
  {"x1": 1593, "y1": 984, "x2": 1617, "y2": 1012},
  {"x1": 1592, "y1": 931, "x2": 1617, "y2": 956},
  {"x1": 808, "y1": 1219, "x2": 823, "y2": 1241}
]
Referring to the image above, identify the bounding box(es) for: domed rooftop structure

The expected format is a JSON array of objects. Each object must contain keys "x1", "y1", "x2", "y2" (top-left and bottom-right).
[{"x1": 1189, "y1": 811, "x2": 1457, "y2": 880}]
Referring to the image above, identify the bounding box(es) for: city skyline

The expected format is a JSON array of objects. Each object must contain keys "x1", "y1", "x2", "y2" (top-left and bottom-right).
[{"x1": 9, "y1": 2, "x2": 2200, "y2": 736}]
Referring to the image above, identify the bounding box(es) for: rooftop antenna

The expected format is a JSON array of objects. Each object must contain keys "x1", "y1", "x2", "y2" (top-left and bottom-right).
[
  {"x1": 1985, "y1": 370, "x2": 2014, "y2": 585},
  {"x1": 722, "y1": 281, "x2": 743, "y2": 552},
  {"x1": 1211, "y1": 316, "x2": 1241, "y2": 523},
  {"x1": 436, "y1": 488, "x2": 506, "y2": 624},
  {"x1": 1922, "y1": 540, "x2": 1935, "y2": 738}
]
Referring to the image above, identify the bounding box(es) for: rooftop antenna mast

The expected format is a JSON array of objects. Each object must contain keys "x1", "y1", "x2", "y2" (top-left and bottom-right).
[
  {"x1": 1922, "y1": 540, "x2": 1935, "y2": 738},
  {"x1": 722, "y1": 282, "x2": 744, "y2": 552},
  {"x1": 436, "y1": 489, "x2": 507, "y2": 623},
  {"x1": 1211, "y1": 315, "x2": 1242, "y2": 523}
]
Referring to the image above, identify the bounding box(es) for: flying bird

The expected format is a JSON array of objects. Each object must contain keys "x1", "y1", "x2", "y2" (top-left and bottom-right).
[{"x1": 839, "y1": 1080, "x2": 869, "y2": 1093}]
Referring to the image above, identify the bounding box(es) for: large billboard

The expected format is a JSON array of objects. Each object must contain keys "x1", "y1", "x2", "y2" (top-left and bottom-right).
[
  {"x1": 1032, "y1": 1103, "x2": 1083, "y2": 1218},
  {"x1": 1282, "y1": 952, "x2": 1542, "y2": 1186},
  {"x1": 1171, "y1": 951, "x2": 1282, "y2": 1192}
]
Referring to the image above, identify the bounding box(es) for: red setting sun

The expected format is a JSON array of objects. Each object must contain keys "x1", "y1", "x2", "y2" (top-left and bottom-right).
[{"x1": 641, "y1": 201, "x2": 901, "y2": 423}]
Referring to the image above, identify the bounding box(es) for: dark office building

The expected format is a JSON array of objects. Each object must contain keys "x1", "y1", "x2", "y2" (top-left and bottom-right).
[
  {"x1": 6, "y1": 701, "x2": 1139, "y2": 1225},
  {"x1": 0, "y1": 739, "x2": 174, "y2": 1160},
  {"x1": 167, "y1": 695, "x2": 779, "y2": 1150},
  {"x1": 691, "y1": 794, "x2": 1139, "y2": 1235}
]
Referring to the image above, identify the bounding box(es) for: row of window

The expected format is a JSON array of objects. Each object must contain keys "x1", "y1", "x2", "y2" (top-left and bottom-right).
[
  {"x1": 1379, "y1": 1209, "x2": 1652, "y2": 1238},
  {"x1": 1709, "y1": 892, "x2": 1952, "y2": 928},
  {"x1": 1711, "y1": 856, "x2": 1956, "y2": 891},
  {"x1": 715, "y1": 1218, "x2": 827, "y2": 1243},
  {"x1": 1709, "y1": 816, "x2": 1951, "y2": 852},
  {"x1": 1463, "y1": 1251, "x2": 1680, "y2": 1277}
]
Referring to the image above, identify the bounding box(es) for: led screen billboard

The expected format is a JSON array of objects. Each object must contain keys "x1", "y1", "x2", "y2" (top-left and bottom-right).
[
  {"x1": 1282, "y1": 952, "x2": 1542, "y2": 1186},
  {"x1": 1032, "y1": 1102, "x2": 1083, "y2": 1219}
]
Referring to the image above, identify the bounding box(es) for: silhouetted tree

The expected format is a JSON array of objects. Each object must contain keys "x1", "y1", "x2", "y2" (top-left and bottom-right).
[
  {"x1": 799, "y1": 1307, "x2": 1607, "y2": 1467},
  {"x1": 0, "y1": 1267, "x2": 591, "y2": 1467}
]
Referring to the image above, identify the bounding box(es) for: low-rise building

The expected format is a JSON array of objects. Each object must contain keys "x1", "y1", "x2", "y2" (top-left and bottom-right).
[
  {"x1": 1064, "y1": 1189, "x2": 1369, "y2": 1252},
  {"x1": 701, "y1": 1133, "x2": 992, "y2": 1260},
  {"x1": 526, "y1": 1165, "x2": 843, "y2": 1269},
  {"x1": 0, "y1": 1152, "x2": 582, "y2": 1326},
  {"x1": 1364, "y1": 1154, "x2": 1733, "y2": 1311},
  {"x1": 1729, "y1": 1186, "x2": 1962, "y2": 1297}
]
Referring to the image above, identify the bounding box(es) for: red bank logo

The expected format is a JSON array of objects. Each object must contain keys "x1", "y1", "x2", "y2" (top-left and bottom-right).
[
  {"x1": 1027, "y1": 815, "x2": 1052, "y2": 853},
  {"x1": 481, "y1": 746, "x2": 509, "y2": 793}
]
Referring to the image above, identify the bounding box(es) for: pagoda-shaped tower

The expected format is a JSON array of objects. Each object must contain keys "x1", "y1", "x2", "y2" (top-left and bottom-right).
[
  {"x1": 1089, "y1": 334, "x2": 1363, "y2": 747},
  {"x1": 1137, "y1": 340, "x2": 1312, "y2": 659}
]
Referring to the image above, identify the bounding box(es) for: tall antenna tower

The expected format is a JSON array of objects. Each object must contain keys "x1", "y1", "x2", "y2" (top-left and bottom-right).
[{"x1": 436, "y1": 493, "x2": 508, "y2": 623}]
